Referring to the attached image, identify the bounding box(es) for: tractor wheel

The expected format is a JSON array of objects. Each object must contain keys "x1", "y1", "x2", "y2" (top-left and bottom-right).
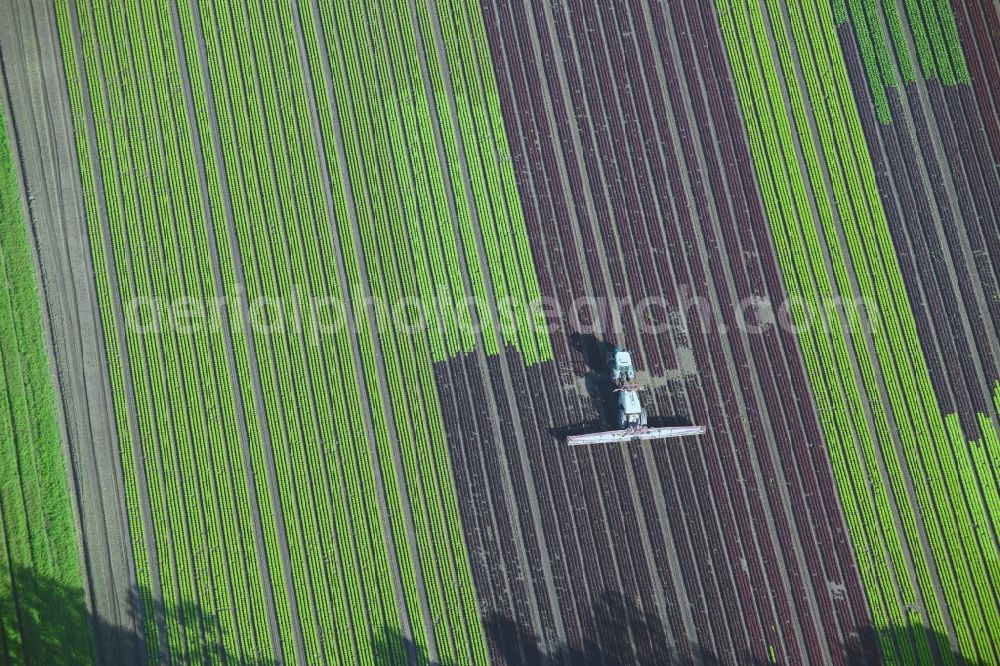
[
  {"x1": 640, "y1": 409, "x2": 648, "y2": 427},
  {"x1": 618, "y1": 409, "x2": 627, "y2": 429}
]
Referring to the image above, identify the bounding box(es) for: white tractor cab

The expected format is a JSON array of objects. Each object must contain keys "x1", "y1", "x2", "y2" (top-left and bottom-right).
[
  {"x1": 617, "y1": 387, "x2": 648, "y2": 429},
  {"x1": 610, "y1": 348, "x2": 648, "y2": 430},
  {"x1": 611, "y1": 348, "x2": 636, "y2": 384}
]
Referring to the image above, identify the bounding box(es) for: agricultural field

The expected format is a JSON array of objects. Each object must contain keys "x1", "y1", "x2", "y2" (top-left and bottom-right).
[{"x1": 0, "y1": 0, "x2": 997, "y2": 665}]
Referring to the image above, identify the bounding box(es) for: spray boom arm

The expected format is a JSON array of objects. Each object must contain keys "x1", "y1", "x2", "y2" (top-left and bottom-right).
[{"x1": 567, "y1": 425, "x2": 706, "y2": 446}]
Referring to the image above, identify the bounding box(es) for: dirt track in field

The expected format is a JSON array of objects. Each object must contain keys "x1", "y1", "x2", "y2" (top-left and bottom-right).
[
  {"x1": 0, "y1": 0, "x2": 141, "y2": 662},
  {"x1": 435, "y1": 0, "x2": 879, "y2": 663}
]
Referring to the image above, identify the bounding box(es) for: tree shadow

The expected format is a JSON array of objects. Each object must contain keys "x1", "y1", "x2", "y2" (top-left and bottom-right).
[
  {"x1": 8, "y1": 556, "x2": 985, "y2": 665},
  {"x1": 0, "y1": 564, "x2": 98, "y2": 664},
  {"x1": 129, "y1": 586, "x2": 278, "y2": 665},
  {"x1": 372, "y1": 587, "x2": 986, "y2": 665},
  {"x1": 480, "y1": 591, "x2": 704, "y2": 666},
  {"x1": 370, "y1": 591, "x2": 708, "y2": 666},
  {"x1": 845, "y1": 622, "x2": 991, "y2": 666},
  {"x1": 0, "y1": 564, "x2": 275, "y2": 665},
  {"x1": 371, "y1": 624, "x2": 426, "y2": 665}
]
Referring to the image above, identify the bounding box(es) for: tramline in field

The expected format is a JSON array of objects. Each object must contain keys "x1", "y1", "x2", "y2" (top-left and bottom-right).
[{"x1": 567, "y1": 347, "x2": 706, "y2": 446}]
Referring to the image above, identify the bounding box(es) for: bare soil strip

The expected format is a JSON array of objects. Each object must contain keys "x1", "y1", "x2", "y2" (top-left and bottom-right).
[{"x1": 0, "y1": 0, "x2": 144, "y2": 661}]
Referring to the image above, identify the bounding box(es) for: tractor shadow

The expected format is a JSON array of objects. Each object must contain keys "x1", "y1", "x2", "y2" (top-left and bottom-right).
[
  {"x1": 567, "y1": 331, "x2": 618, "y2": 427},
  {"x1": 547, "y1": 333, "x2": 617, "y2": 441},
  {"x1": 645, "y1": 414, "x2": 695, "y2": 428}
]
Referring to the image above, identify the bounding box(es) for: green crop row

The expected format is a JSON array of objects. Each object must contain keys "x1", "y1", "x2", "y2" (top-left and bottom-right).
[
  {"x1": 0, "y1": 105, "x2": 92, "y2": 663},
  {"x1": 716, "y1": 5, "x2": 930, "y2": 660},
  {"x1": 67, "y1": 0, "x2": 282, "y2": 660},
  {"x1": 58, "y1": 0, "x2": 304, "y2": 661},
  {"x1": 144, "y1": 0, "x2": 282, "y2": 658},
  {"x1": 149, "y1": 0, "x2": 292, "y2": 658},
  {"x1": 57, "y1": 0, "x2": 547, "y2": 662},
  {"x1": 189, "y1": 0, "x2": 406, "y2": 660},
  {"x1": 298, "y1": 7, "x2": 441, "y2": 665},
  {"x1": 420, "y1": 0, "x2": 552, "y2": 364},
  {"x1": 833, "y1": 0, "x2": 970, "y2": 123},
  {"x1": 715, "y1": 0, "x2": 999, "y2": 662},
  {"x1": 310, "y1": 0, "x2": 491, "y2": 660}
]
